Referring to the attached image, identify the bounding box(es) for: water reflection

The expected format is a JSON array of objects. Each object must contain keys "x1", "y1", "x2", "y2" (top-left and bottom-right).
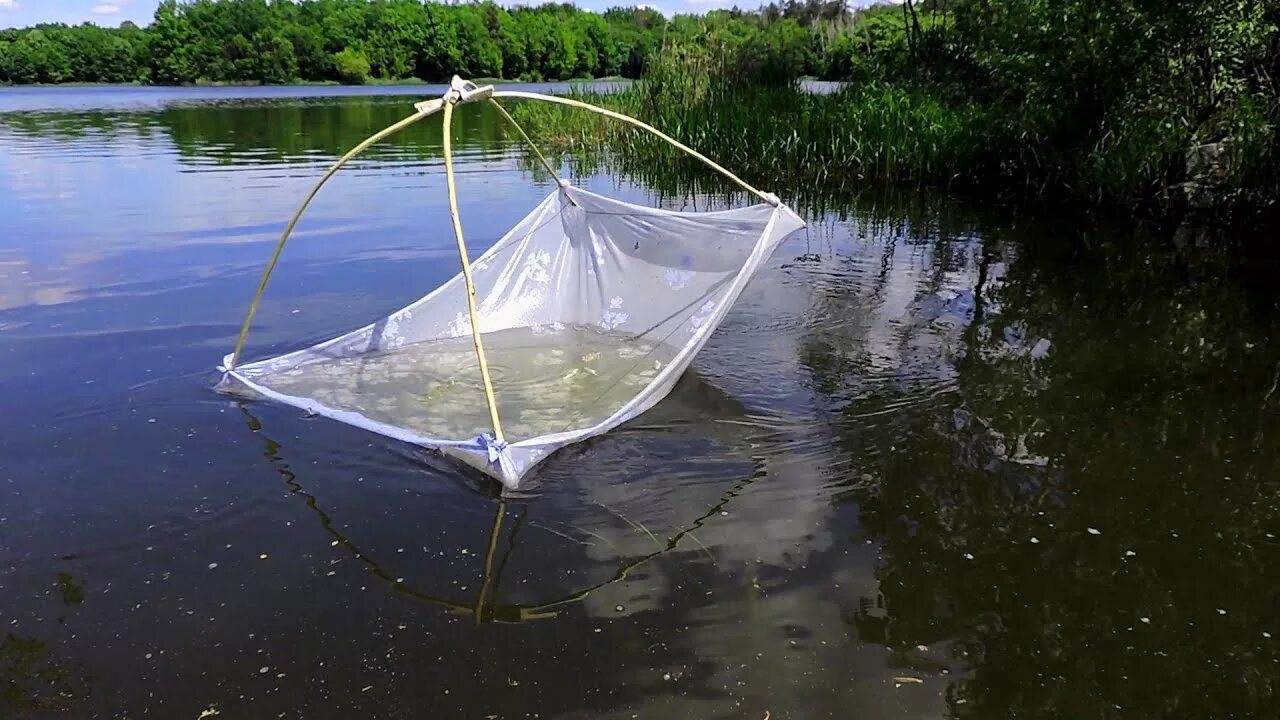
[
  {"x1": 1, "y1": 88, "x2": 1278, "y2": 719},
  {"x1": 805, "y1": 218, "x2": 1280, "y2": 717},
  {"x1": 0, "y1": 88, "x2": 565, "y2": 319},
  {"x1": 238, "y1": 368, "x2": 775, "y2": 622},
  {"x1": 0, "y1": 95, "x2": 516, "y2": 165}
]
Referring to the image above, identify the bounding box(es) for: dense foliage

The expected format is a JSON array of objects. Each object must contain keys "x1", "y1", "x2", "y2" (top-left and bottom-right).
[
  {"x1": 0, "y1": 0, "x2": 668, "y2": 85},
  {"x1": 519, "y1": 0, "x2": 1280, "y2": 220},
  {"x1": 1, "y1": 0, "x2": 1277, "y2": 219}
]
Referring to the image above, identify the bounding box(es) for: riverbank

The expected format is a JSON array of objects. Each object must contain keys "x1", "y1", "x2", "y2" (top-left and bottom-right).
[
  {"x1": 511, "y1": 47, "x2": 1278, "y2": 229},
  {"x1": 5, "y1": 0, "x2": 1272, "y2": 226}
]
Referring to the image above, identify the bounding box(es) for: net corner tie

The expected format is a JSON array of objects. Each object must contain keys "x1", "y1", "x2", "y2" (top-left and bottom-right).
[{"x1": 479, "y1": 433, "x2": 509, "y2": 464}]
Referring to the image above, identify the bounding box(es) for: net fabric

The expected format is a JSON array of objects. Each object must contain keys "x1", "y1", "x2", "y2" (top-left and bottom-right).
[{"x1": 219, "y1": 184, "x2": 805, "y2": 488}]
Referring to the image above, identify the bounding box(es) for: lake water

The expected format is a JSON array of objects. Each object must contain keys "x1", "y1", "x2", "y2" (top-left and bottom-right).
[{"x1": 2, "y1": 85, "x2": 1277, "y2": 719}]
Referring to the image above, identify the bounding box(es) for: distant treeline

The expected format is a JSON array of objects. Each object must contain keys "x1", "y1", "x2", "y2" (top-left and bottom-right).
[
  {"x1": 0, "y1": 0, "x2": 670, "y2": 85},
  {"x1": 0, "y1": 0, "x2": 853, "y2": 86}
]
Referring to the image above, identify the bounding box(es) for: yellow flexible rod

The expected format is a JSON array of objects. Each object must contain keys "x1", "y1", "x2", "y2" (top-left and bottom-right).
[
  {"x1": 442, "y1": 99, "x2": 506, "y2": 444},
  {"x1": 490, "y1": 90, "x2": 775, "y2": 205},
  {"x1": 474, "y1": 498, "x2": 506, "y2": 623},
  {"x1": 486, "y1": 98, "x2": 562, "y2": 186},
  {"x1": 227, "y1": 102, "x2": 443, "y2": 370}
]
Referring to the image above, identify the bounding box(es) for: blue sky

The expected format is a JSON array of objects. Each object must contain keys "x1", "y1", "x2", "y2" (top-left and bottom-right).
[{"x1": 1, "y1": 0, "x2": 852, "y2": 29}]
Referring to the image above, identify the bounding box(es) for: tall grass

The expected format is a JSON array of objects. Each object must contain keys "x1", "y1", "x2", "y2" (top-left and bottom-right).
[
  {"x1": 511, "y1": 39, "x2": 1279, "y2": 223},
  {"x1": 509, "y1": 48, "x2": 995, "y2": 200}
]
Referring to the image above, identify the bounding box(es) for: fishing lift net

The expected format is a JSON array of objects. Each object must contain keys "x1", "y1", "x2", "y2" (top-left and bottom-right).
[{"x1": 217, "y1": 77, "x2": 805, "y2": 489}]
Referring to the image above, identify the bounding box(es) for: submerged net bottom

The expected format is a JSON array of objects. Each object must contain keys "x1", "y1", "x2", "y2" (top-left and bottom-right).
[{"x1": 256, "y1": 325, "x2": 682, "y2": 443}]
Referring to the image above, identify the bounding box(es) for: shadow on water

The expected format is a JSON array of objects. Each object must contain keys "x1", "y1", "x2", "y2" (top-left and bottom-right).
[{"x1": 233, "y1": 366, "x2": 783, "y2": 625}]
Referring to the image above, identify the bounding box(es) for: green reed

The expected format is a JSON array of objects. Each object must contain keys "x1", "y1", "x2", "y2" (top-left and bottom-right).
[
  {"x1": 510, "y1": 68, "x2": 996, "y2": 204},
  {"x1": 508, "y1": 45, "x2": 1278, "y2": 223}
]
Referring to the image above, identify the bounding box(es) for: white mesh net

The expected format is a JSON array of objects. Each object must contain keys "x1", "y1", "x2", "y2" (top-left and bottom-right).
[{"x1": 219, "y1": 184, "x2": 804, "y2": 487}]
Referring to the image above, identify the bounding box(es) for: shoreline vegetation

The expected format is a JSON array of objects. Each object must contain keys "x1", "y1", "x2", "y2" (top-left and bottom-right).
[
  {"x1": 2, "y1": 0, "x2": 1277, "y2": 226},
  {"x1": 0, "y1": 76, "x2": 628, "y2": 89},
  {"x1": 0, "y1": 1, "x2": 665, "y2": 87}
]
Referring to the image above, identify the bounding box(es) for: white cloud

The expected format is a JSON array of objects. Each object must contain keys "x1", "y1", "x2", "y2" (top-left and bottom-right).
[
  {"x1": 0, "y1": 0, "x2": 19, "y2": 11},
  {"x1": 91, "y1": 3, "x2": 121, "y2": 14}
]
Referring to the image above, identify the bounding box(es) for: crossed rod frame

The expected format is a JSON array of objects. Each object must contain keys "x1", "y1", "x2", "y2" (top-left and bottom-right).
[{"x1": 225, "y1": 75, "x2": 778, "y2": 449}]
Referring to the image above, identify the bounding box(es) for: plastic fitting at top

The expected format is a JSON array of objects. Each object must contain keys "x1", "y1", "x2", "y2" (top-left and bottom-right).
[{"x1": 413, "y1": 76, "x2": 495, "y2": 114}]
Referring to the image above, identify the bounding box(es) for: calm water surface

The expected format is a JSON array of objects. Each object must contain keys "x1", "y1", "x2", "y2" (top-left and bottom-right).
[{"x1": 1, "y1": 86, "x2": 1277, "y2": 719}]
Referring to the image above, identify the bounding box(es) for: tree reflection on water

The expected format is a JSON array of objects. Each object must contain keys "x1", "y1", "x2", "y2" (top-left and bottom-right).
[{"x1": 806, "y1": 212, "x2": 1280, "y2": 718}]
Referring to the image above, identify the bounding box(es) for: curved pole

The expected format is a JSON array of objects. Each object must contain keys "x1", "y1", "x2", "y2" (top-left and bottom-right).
[
  {"x1": 487, "y1": 98, "x2": 563, "y2": 186},
  {"x1": 474, "y1": 498, "x2": 506, "y2": 623},
  {"x1": 491, "y1": 90, "x2": 776, "y2": 205},
  {"x1": 227, "y1": 100, "x2": 444, "y2": 369},
  {"x1": 442, "y1": 99, "x2": 506, "y2": 444}
]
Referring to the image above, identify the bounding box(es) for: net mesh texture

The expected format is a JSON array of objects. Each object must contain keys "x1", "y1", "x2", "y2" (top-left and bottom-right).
[{"x1": 220, "y1": 184, "x2": 805, "y2": 488}]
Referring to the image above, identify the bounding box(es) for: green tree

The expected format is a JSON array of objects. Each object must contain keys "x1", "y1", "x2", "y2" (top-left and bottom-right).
[
  {"x1": 333, "y1": 46, "x2": 369, "y2": 84},
  {"x1": 148, "y1": 0, "x2": 198, "y2": 84},
  {"x1": 283, "y1": 20, "x2": 329, "y2": 81},
  {"x1": 249, "y1": 28, "x2": 298, "y2": 84},
  {"x1": 454, "y1": 4, "x2": 503, "y2": 79},
  {"x1": 365, "y1": 0, "x2": 426, "y2": 80},
  {"x1": 418, "y1": 2, "x2": 461, "y2": 81},
  {"x1": 485, "y1": 3, "x2": 527, "y2": 80}
]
